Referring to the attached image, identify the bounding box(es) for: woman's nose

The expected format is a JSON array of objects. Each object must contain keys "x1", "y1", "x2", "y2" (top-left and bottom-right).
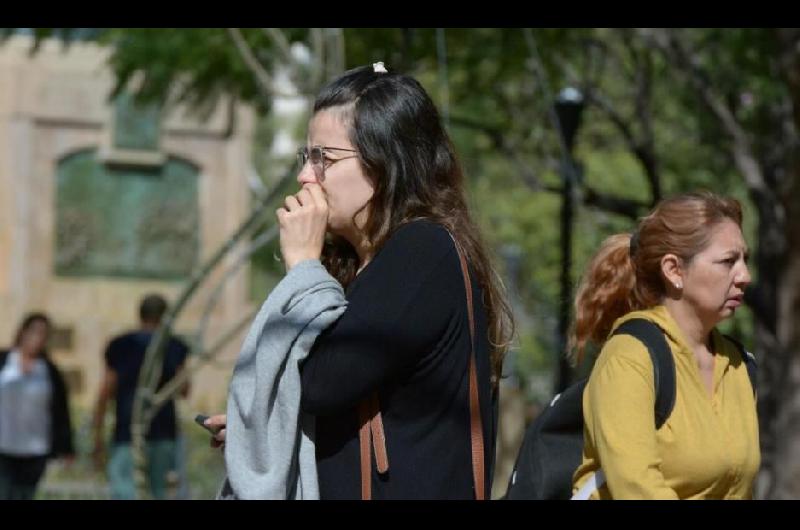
[{"x1": 297, "y1": 162, "x2": 318, "y2": 185}]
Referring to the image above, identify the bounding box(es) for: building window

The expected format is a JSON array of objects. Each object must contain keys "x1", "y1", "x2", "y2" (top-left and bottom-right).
[{"x1": 55, "y1": 149, "x2": 200, "y2": 279}]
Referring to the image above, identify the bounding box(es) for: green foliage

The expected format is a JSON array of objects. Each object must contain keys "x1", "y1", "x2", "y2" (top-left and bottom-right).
[
  {"x1": 6, "y1": 27, "x2": 780, "y2": 405},
  {"x1": 99, "y1": 29, "x2": 271, "y2": 114}
]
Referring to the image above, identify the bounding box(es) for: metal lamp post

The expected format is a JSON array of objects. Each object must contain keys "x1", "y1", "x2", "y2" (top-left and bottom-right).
[{"x1": 554, "y1": 87, "x2": 585, "y2": 394}]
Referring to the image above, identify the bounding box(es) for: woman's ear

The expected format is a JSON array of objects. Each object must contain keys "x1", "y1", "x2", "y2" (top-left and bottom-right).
[{"x1": 661, "y1": 253, "x2": 685, "y2": 292}]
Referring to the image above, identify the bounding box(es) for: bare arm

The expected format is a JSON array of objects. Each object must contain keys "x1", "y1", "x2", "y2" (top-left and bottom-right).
[
  {"x1": 92, "y1": 367, "x2": 117, "y2": 470},
  {"x1": 176, "y1": 360, "x2": 190, "y2": 399}
]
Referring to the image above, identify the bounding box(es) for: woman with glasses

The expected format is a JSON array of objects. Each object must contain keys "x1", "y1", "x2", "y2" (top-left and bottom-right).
[{"x1": 207, "y1": 63, "x2": 513, "y2": 499}]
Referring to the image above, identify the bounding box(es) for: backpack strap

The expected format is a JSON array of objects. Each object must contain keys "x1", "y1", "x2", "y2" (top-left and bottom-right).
[
  {"x1": 611, "y1": 319, "x2": 675, "y2": 430},
  {"x1": 722, "y1": 334, "x2": 758, "y2": 397},
  {"x1": 570, "y1": 320, "x2": 675, "y2": 500}
]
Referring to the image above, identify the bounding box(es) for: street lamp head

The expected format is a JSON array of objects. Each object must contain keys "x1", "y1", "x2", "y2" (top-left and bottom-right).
[{"x1": 555, "y1": 87, "x2": 585, "y2": 153}]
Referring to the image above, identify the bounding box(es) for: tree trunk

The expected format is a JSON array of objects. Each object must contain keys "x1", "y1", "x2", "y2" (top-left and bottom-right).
[
  {"x1": 762, "y1": 28, "x2": 800, "y2": 499},
  {"x1": 770, "y1": 161, "x2": 800, "y2": 498},
  {"x1": 750, "y1": 188, "x2": 785, "y2": 498}
]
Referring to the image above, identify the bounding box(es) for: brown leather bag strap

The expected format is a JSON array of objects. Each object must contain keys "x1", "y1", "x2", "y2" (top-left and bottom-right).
[
  {"x1": 451, "y1": 237, "x2": 487, "y2": 501},
  {"x1": 359, "y1": 392, "x2": 389, "y2": 500},
  {"x1": 358, "y1": 232, "x2": 485, "y2": 501},
  {"x1": 369, "y1": 392, "x2": 390, "y2": 474},
  {"x1": 358, "y1": 400, "x2": 373, "y2": 500}
]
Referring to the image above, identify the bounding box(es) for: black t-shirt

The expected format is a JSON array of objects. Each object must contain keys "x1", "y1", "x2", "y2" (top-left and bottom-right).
[
  {"x1": 104, "y1": 331, "x2": 188, "y2": 443},
  {"x1": 300, "y1": 220, "x2": 498, "y2": 499}
]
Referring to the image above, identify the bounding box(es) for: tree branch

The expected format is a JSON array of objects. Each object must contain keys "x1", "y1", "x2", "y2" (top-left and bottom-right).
[
  {"x1": 581, "y1": 31, "x2": 661, "y2": 204},
  {"x1": 309, "y1": 28, "x2": 325, "y2": 91},
  {"x1": 246, "y1": 163, "x2": 268, "y2": 199},
  {"x1": 642, "y1": 28, "x2": 767, "y2": 193},
  {"x1": 194, "y1": 224, "x2": 278, "y2": 349},
  {"x1": 449, "y1": 114, "x2": 549, "y2": 192},
  {"x1": 776, "y1": 29, "x2": 800, "y2": 130},
  {"x1": 628, "y1": 36, "x2": 661, "y2": 202},
  {"x1": 149, "y1": 306, "x2": 259, "y2": 410},
  {"x1": 449, "y1": 114, "x2": 647, "y2": 220},
  {"x1": 325, "y1": 28, "x2": 346, "y2": 81},
  {"x1": 582, "y1": 187, "x2": 646, "y2": 220},
  {"x1": 227, "y1": 28, "x2": 299, "y2": 99},
  {"x1": 260, "y1": 27, "x2": 321, "y2": 96},
  {"x1": 260, "y1": 28, "x2": 293, "y2": 66}
]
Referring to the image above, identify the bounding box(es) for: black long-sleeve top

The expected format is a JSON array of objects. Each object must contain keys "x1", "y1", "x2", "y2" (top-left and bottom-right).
[{"x1": 300, "y1": 220, "x2": 498, "y2": 499}]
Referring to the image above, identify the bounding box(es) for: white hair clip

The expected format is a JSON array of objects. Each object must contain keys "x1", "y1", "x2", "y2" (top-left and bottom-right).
[{"x1": 373, "y1": 61, "x2": 388, "y2": 73}]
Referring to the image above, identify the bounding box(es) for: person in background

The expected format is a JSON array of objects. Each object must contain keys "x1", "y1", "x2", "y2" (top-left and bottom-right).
[
  {"x1": 93, "y1": 294, "x2": 190, "y2": 499},
  {"x1": 0, "y1": 312, "x2": 74, "y2": 500}
]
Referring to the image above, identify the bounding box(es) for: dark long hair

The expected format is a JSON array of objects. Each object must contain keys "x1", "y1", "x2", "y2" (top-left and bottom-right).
[
  {"x1": 314, "y1": 64, "x2": 514, "y2": 386},
  {"x1": 13, "y1": 312, "x2": 53, "y2": 356}
]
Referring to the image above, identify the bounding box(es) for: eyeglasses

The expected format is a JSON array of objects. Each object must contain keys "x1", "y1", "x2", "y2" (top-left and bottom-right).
[{"x1": 296, "y1": 145, "x2": 358, "y2": 181}]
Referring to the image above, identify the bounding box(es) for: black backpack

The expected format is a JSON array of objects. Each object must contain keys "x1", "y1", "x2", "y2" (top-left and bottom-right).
[{"x1": 503, "y1": 318, "x2": 757, "y2": 500}]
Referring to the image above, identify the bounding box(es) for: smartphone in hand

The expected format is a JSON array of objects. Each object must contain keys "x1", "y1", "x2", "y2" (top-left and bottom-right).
[{"x1": 194, "y1": 414, "x2": 217, "y2": 434}]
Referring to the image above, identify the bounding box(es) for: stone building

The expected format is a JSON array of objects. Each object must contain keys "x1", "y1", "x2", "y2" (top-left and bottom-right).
[{"x1": 0, "y1": 34, "x2": 258, "y2": 414}]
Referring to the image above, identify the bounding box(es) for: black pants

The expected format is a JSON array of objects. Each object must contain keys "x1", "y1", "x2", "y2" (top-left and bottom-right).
[{"x1": 0, "y1": 453, "x2": 49, "y2": 500}]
